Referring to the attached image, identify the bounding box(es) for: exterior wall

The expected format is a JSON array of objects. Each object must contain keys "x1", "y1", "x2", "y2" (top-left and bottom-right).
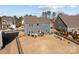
[
  {"x1": 7, "y1": 18, "x2": 13, "y2": 25},
  {"x1": 12, "y1": 17, "x2": 17, "y2": 27},
  {"x1": 68, "y1": 27, "x2": 79, "y2": 34},
  {"x1": 68, "y1": 27, "x2": 75, "y2": 32},
  {"x1": 54, "y1": 16, "x2": 67, "y2": 31},
  {"x1": 24, "y1": 23, "x2": 50, "y2": 35},
  {"x1": 2, "y1": 18, "x2": 7, "y2": 29}
]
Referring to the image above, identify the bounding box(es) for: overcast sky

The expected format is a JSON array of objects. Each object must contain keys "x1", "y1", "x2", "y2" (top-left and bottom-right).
[{"x1": 0, "y1": 5, "x2": 78, "y2": 16}]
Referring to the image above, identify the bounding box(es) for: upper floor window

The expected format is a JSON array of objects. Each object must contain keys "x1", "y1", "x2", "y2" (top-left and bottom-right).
[
  {"x1": 37, "y1": 24, "x2": 39, "y2": 26},
  {"x1": 29, "y1": 24, "x2": 33, "y2": 27}
]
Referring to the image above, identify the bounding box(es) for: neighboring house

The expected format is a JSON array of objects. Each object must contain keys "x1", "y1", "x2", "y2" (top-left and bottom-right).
[
  {"x1": 24, "y1": 16, "x2": 50, "y2": 35},
  {"x1": 1, "y1": 16, "x2": 16, "y2": 29},
  {"x1": 54, "y1": 15, "x2": 79, "y2": 34}
]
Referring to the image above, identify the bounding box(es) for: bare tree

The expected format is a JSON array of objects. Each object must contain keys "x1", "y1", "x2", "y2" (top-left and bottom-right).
[
  {"x1": 52, "y1": 12, "x2": 56, "y2": 19},
  {"x1": 47, "y1": 11, "x2": 51, "y2": 18},
  {"x1": 42, "y1": 11, "x2": 47, "y2": 17}
]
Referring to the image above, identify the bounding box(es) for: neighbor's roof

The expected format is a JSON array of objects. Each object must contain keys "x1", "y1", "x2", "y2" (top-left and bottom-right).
[
  {"x1": 1, "y1": 16, "x2": 12, "y2": 20},
  {"x1": 59, "y1": 15, "x2": 79, "y2": 28},
  {"x1": 24, "y1": 16, "x2": 50, "y2": 24}
]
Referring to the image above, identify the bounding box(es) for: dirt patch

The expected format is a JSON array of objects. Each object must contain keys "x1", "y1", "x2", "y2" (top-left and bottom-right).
[{"x1": 19, "y1": 32, "x2": 79, "y2": 54}]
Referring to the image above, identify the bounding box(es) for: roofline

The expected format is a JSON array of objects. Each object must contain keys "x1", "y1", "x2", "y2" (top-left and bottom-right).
[{"x1": 58, "y1": 15, "x2": 68, "y2": 28}]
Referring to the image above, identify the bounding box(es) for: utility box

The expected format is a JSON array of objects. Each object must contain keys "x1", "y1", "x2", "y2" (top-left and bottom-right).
[{"x1": 0, "y1": 30, "x2": 3, "y2": 49}]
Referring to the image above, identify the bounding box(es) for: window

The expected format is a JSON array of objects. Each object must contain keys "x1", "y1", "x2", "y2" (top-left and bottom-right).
[
  {"x1": 38, "y1": 30, "x2": 40, "y2": 32},
  {"x1": 29, "y1": 31, "x2": 30, "y2": 34},
  {"x1": 29, "y1": 24, "x2": 30, "y2": 26},
  {"x1": 31, "y1": 31, "x2": 33, "y2": 33},
  {"x1": 46, "y1": 30, "x2": 47, "y2": 32},
  {"x1": 51, "y1": 27, "x2": 53, "y2": 29},
  {"x1": 29, "y1": 24, "x2": 33, "y2": 27},
  {"x1": 37, "y1": 24, "x2": 39, "y2": 26}
]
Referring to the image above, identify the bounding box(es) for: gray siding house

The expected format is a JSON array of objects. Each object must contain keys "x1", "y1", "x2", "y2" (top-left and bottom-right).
[
  {"x1": 55, "y1": 15, "x2": 79, "y2": 34},
  {"x1": 24, "y1": 16, "x2": 50, "y2": 35}
]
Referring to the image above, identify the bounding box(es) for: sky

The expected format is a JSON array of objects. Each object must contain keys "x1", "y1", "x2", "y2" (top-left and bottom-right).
[{"x1": 0, "y1": 5, "x2": 79, "y2": 16}]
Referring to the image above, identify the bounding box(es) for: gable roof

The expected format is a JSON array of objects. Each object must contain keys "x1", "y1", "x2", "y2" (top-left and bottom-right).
[
  {"x1": 1, "y1": 16, "x2": 13, "y2": 21},
  {"x1": 59, "y1": 15, "x2": 79, "y2": 28},
  {"x1": 24, "y1": 16, "x2": 50, "y2": 24}
]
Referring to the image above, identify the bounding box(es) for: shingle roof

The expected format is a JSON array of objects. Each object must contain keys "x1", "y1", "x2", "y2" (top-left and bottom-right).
[
  {"x1": 24, "y1": 16, "x2": 50, "y2": 24},
  {"x1": 59, "y1": 15, "x2": 79, "y2": 28},
  {"x1": 1, "y1": 16, "x2": 13, "y2": 20}
]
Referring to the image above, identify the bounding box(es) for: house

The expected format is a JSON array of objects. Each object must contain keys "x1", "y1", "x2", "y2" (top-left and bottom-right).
[
  {"x1": 1, "y1": 16, "x2": 16, "y2": 29},
  {"x1": 24, "y1": 16, "x2": 50, "y2": 35},
  {"x1": 54, "y1": 15, "x2": 79, "y2": 34}
]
